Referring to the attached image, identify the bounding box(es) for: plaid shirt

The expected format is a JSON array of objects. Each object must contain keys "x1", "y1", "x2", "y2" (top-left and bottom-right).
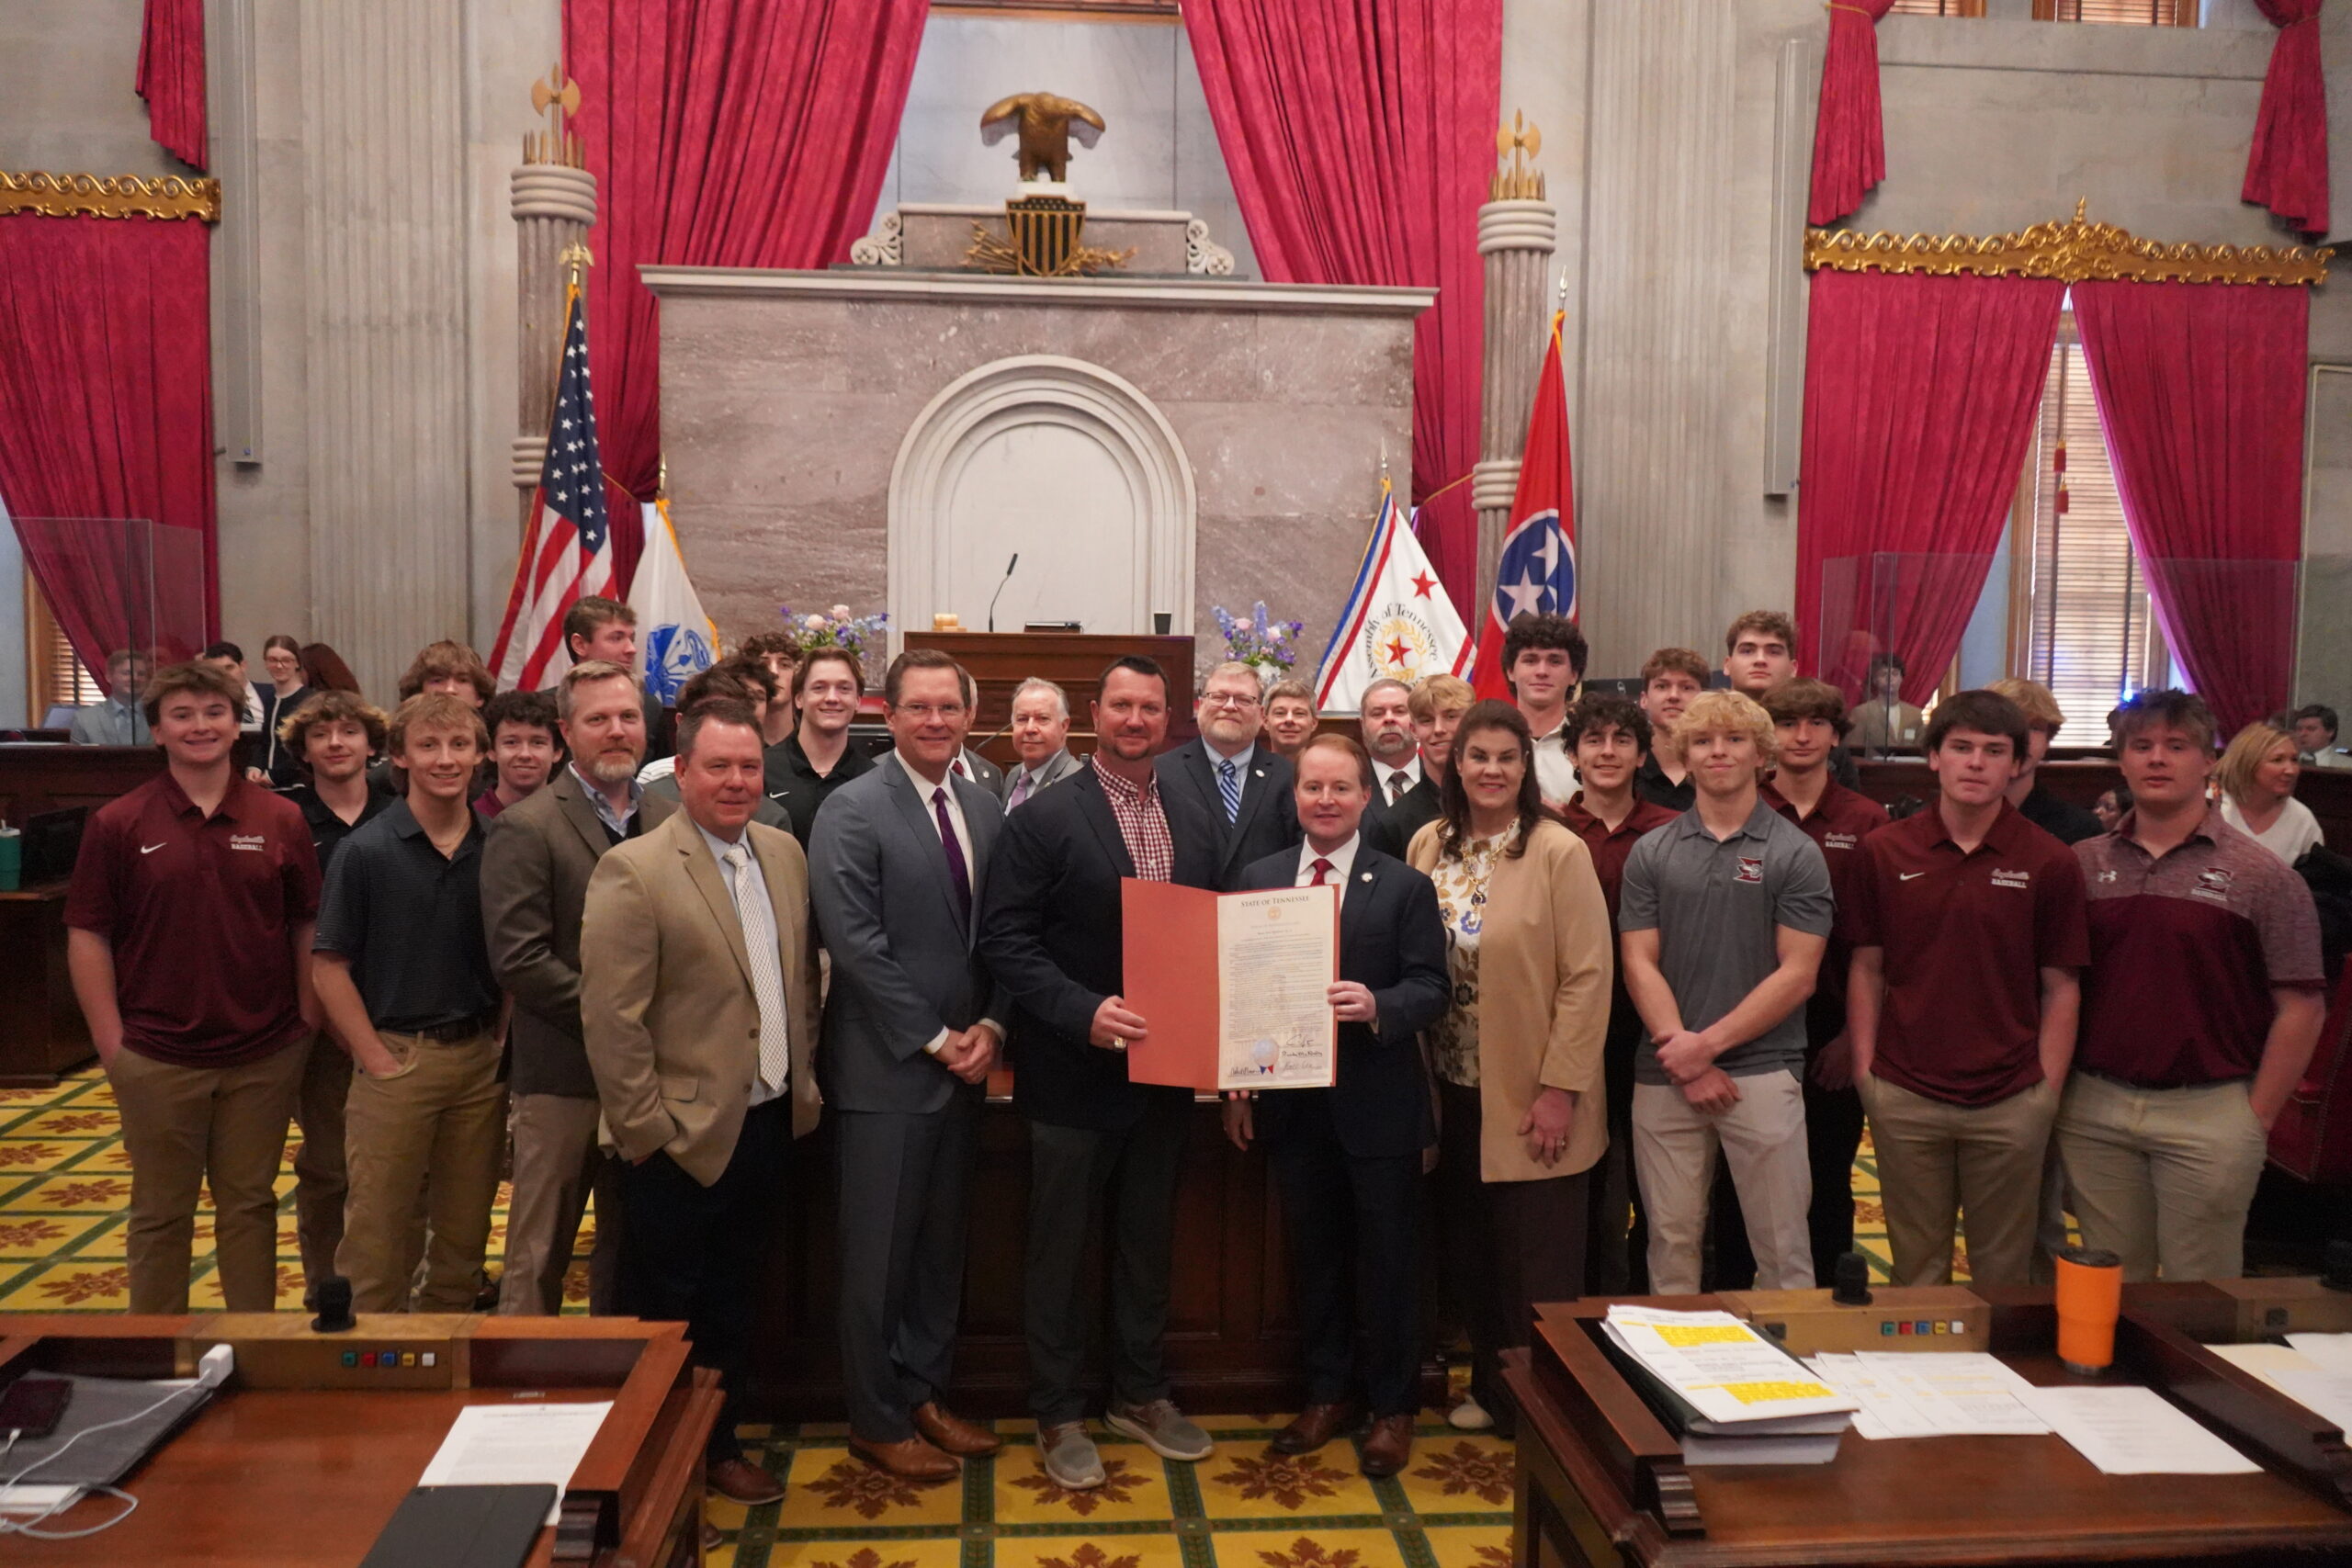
[{"x1": 1091, "y1": 755, "x2": 1174, "y2": 883}]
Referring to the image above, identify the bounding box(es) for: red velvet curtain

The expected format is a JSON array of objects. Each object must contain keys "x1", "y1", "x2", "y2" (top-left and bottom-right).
[
  {"x1": 2244, "y1": 0, "x2": 2329, "y2": 236},
  {"x1": 2072, "y1": 280, "x2": 2309, "y2": 737},
  {"x1": 136, "y1": 0, "x2": 207, "y2": 170},
  {"x1": 1807, "y1": 0, "x2": 1895, "y2": 227},
  {"x1": 566, "y1": 0, "x2": 928, "y2": 588},
  {"x1": 0, "y1": 215, "x2": 219, "y2": 692},
  {"x1": 1795, "y1": 268, "x2": 2062, "y2": 705},
  {"x1": 1181, "y1": 0, "x2": 1498, "y2": 617}
]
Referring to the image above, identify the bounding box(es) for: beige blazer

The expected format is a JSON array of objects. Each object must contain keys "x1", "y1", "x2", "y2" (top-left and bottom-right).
[
  {"x1": 580, "y1": 808, "x2": 821, "y2": 1186},
  {"x1": 1408, "y1": 816, "x2": 1613, "y2": 1183}
]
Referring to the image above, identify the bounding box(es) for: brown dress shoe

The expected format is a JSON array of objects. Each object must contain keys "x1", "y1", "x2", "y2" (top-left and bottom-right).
[
  {"x1": 915, "y1": 1401, "x2": 1002, "y2": 1457},
  {"x1": 707, "y1": 1456, "x2": 786, "y2": 1505},
  {"x1": 849, "y1": 1433, "x2": 962, "y2": 1481},
  {"x1": 1272, "y1": 1402, "x2": 1356, "y2": 1455},
  {"x1": 1359, "y1": 1413, "x2": 1414, "y2": 1478}
]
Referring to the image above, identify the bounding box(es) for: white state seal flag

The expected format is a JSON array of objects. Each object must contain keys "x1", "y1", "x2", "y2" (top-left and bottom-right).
[
  {"x1": 1310, "y1": 479, "x2": 1472, "y2": 713},
  {"x1": 628, "y1": 498, "x2": 719, "y2": 705}
]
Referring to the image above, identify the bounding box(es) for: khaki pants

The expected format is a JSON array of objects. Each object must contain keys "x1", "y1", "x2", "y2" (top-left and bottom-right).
[
  {"x1": 291, "y1": 1034, "x2": 353, "y2": 1303},
  {"x1": 1632, "y1": 1069, "x2": 1813, "y2": 1294},
  {"x1": 2054, "y1": 1073, "x2": 2267, "y2": 1284},
  {"x1": 498, "y1": 1093, "x2": 605, "y2": 1316},
  {"x1": 336, "y1": 1027, "x2": 506, "y2": 1313},
  {"x1": 1860, "y1": 1073, "x2": 2059, "y2": 1288},
  {"x1": 107, "y1": 1042, "x2": 304, "y2": 1314}
]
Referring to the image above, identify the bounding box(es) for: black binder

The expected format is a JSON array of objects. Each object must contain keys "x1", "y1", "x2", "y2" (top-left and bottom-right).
[{"x1": 358, "y1": 1483, "x2": 558, "y2": 1568}]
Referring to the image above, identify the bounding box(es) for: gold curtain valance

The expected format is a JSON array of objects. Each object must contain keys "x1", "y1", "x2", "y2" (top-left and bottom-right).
[
  {"x1": 0, "y1": 171, "x2": 220, "y2": 222},
  {"x1": 1805, "y1": 201, "x2": 2325, "y2": 288}
]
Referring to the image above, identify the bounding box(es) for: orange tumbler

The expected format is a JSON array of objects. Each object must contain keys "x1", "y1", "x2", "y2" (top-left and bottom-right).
[{"x1": 2054, "y1": 1245, "x2": 2124, "y2": 1374}]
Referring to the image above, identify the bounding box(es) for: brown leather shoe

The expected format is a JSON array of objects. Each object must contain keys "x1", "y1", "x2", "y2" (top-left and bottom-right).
[
  {"x1": 1272, "y1": 1402, "x2": 1356, "y2": 1455},
  {"x1": 849, "y1": 1433, "x2": 962, "y2": 1481},
  {"x1": 915, "y1": 1401, "x2": 1002, "y2": 1457},
  {"x1": 1359, "y1": 1414, "x2": 1414, "y2": 1478},
  {"x1": 707, "y1": 1456, "x2": 786, "y2": 1505}
]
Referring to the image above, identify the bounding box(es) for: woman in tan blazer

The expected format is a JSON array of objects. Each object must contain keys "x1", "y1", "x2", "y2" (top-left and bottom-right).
[{"x1": 1407, "y1": 700, "x2": 1612, "y2": 1437}]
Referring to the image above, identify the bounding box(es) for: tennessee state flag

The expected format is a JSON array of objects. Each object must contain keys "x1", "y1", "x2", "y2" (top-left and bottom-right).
[{"x1": 1469, "y1": 313, "x2": 1577, "y2": 701}]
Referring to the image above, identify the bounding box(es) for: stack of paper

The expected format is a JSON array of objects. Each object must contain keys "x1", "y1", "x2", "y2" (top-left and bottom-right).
[
  {"x1": 2212, "y1": 1340, "x2": 2352, "y2": 1435},
  {"x1": 1803, "y1": 1352, "x2": 2050, "y2": 1438},
  {"x1": 1601, "y1": 1306, "x2": 1856, "y2": 1465}
]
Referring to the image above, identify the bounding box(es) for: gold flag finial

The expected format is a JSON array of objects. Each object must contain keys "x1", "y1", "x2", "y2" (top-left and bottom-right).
[
  {"x1": 2074, "y1": 196, "x2": 2088, "y2": 224},
  {"x1": 1491, "y1": 111, "x2": 1544, "y2": 202},
  {"x1": 526, "y1": 62, "x2": 584, "y2": 168}
]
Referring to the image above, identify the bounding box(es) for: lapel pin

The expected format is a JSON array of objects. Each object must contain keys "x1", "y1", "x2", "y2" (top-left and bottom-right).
[{"x1": 1359, "y1": 872, "x2": 1373, "y2": 883}]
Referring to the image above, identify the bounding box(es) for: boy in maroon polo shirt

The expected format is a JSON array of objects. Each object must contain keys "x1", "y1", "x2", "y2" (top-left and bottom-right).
[
  {"x1": 1560, "y1": 694, "x2": 1679, "y2": 1292},
  {"x1": 1759, "y1": 678, "x2": 1889, "y2": 1281},
  {"x1": 66, "y1": 661, "x2": 322, "y2": 1314},
  {"x1": 1846, "y1": 690, "x2": 2088, "y2": 1287},
  {"x1": 2064, "y1": 690, "x2": 2325, "y2": 1282}
]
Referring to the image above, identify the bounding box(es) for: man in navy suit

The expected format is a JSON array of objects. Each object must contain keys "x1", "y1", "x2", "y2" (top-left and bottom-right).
[
  {"x1": 1155, "y1": 660, "x2": 1301, "y2": 887},
  {"x1": 978, "y1": 657, "x2": 1226, "y2": 1492},
  {"x1": 1225, "y1": 733, "x2": 1449, "y2": 1478},
  {"x1": 808, "y1": 649, "x2": 1011, "y2": 1480}
]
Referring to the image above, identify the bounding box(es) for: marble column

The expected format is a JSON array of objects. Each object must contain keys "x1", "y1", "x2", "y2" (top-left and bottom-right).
[
  {"x1": 300, "y1": 0, "x2": 471, "y2": 696},
  {"x1": 510, "y1": 159, "x2": 596, "y2": 524},
  {"x1": 1473, "y1": 197, "x2": 1557, "y2": 617},
  {"x1": 1575, "y1": 0, "x2": 1739, "y2": 677}
]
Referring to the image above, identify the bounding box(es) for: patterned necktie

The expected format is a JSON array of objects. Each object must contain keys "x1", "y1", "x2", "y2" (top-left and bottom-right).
[
  {"x1": 1310, "y1": 856, "x2": 1334, "y2": 886},
  {"x1": 1008, "y1": 770, "x2": 1034, "y2": 810},
  {"x1": 1388, "y1": 771, "x2": 1408, "y2": 804},
  {"x1": 932, "y1": 786, "x2": 974, "y2": 919},
  {"x1": 722, "y1": 843, "x2": 790, "y2": 1091},
  {"x1": 1217, "y1": 757, "x2": 1241, "y2": 822}
]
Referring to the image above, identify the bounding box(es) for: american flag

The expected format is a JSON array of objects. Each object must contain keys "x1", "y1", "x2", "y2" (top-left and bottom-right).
[{"x1": 489, "y1": 286, "x2": 618, "y2": 691}]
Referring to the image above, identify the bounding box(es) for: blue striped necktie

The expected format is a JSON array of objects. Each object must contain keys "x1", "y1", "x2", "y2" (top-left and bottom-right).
[{"x1": 1217, "y1": 757, "x2": 1241, "y2": 822}]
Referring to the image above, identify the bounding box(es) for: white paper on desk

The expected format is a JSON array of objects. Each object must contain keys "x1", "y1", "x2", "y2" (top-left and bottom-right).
[
  {"x1": 2285, "y1": 1332, "x2": 2352, "y2": 1374},
  {"x1": 418, "y1": 1401, "x2": 613, "y2": 1526},
  {"x1": 1804, "y1": 1354, "x2": 1939, "y2": 1439},
  {"x1": 2270, "y1": 1371, "x2": 2352, "y2": 1435},
  {"x1": 1854, "y1": 1352, "x2": 2048, "y2": 1436},
  {"x1": 1602, "y1": 1306, "x2": 1855, "y2": 1426},
  {"x1": 2018, "y1": 1386, "x2": 2257, "y2": 1475}
]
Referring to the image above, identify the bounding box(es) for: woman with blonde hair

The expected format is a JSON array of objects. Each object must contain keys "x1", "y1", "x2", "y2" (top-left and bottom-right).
[
  {"x1": 2216, "y1": 719, "x2": 2324, "y2": 867},
  {"x1": 1407, "y1": 698, "x2": 1612, "y2": 1436}
]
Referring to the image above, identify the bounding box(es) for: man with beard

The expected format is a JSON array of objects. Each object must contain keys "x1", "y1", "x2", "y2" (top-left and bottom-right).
[
  {"x1": 1357, "y1": 677, "x2": 1421, "y2": 857},
  {"x1": 480, "y1": 660, "x2": 677, "y2": 1315}
]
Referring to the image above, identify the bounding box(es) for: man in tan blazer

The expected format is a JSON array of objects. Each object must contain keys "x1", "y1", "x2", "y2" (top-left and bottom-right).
[
  {"x1": 582, "y1": 698, "x2": 820, "y2": 1506},
  {"x1": 481, "y1": 660, "x2": 675, "y2": 1316}
]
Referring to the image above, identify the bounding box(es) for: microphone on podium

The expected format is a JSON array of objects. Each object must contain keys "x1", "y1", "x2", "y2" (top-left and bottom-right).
[{"x1": 988, "y1": 552, "x2": 1021, "y2": 632}]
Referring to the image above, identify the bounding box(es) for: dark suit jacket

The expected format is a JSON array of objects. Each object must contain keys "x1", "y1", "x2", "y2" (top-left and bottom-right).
[
  {"x1": 956, "y1": 749, "x2": 1006, "y2": 804},
  {"x1": 1363, "y1": 774, "x2": 1441, "y2": 861},
  {"x1": 1236, "y1": 843, "x2": 1449, "y2": 1158},
  {"x1": 1154, "y1": 739, "x2": 1301, "y2": 889},
  {"x1": 808, "y1": 758, "x2": 1009, "y2": 1115},
  {"x1": 976, "y1": 763, "x2": 1220, "y2": 1130},
  {"x1": 481, "y1": 770, "x2": 679, "y2": 1099}
]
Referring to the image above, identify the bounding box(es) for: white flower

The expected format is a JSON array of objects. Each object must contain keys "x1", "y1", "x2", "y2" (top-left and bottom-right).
[
  {"x1": 829, "y1": 604, "x2": 852, "y2": 620},
  {"x1": 803, "y1": 614, "x2": 827, "y2": 631}
]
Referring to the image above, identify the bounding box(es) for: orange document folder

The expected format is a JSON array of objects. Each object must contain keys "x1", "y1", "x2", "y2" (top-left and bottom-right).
[{"x1": 1120, "y1": 878, "x2": 1339, "y2": 1093}]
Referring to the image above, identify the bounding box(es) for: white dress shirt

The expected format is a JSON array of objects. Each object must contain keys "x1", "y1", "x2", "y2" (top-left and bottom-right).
[
  {"x1": 695, "y1": 821, "x2": 785, "y2": 1107},
  {"x1": 1530, "y1": 719, "x2": 1579, "y2": 807},
  {"x1": 1372, "y1": 754, "x2": 1422, "y2": 804},
  {"x1": 891, "y1": 750, "x2": 1001, "y2": 1056},
  {"x1": 1295, "y1": 832, "x2": 1362, "y2": 887}
]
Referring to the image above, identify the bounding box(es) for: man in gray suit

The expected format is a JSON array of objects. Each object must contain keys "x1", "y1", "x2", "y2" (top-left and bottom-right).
[
  {"x1": 481, "y1": 660, "x2": 674, "y2": 1314},
  {"x1": 951, "y1": 665, "x2": 1007, "y2": 804},
  {"x1": 1004, "y1": 678, "x2": 1083, "y2": 809},
  {"x1": 808, "y1": 648, "x2": 1012, "y2": 1480}
]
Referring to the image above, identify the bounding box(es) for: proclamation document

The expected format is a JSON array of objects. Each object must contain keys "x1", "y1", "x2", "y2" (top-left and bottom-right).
[{"x1": 1216, "y1": 886, "x2": 1339, "y2": 1090}]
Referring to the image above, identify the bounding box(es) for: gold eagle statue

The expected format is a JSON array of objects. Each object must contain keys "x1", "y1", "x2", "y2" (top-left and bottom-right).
[{"x1": 979, "y1": 93, "x2": 1106, "y2": 185}]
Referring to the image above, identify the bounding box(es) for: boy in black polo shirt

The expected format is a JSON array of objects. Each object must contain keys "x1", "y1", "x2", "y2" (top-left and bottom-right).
[
  {"x1": 1845, "y1": 691, "x2": 2089, "y2": 1287},
  {"x1": 312, "y1": 694, "x2": 506, "y2": 1312}
]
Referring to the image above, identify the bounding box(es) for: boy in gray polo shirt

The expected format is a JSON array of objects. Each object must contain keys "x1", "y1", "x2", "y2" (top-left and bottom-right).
[{"x1": 1620, "y1": 691, "x2": 1834, "y2": 1292}]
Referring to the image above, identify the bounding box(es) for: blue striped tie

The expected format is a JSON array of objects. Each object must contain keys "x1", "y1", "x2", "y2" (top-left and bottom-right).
[{"x1": 1217, "y1": 757, "x2": 1241, "y2": 822}]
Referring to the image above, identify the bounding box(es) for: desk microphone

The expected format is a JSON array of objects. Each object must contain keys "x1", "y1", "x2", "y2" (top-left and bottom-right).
[
  {"x1": 988, "y1": 552, "x2": 1020, "y2": 633},
  {"x1": 312, "y1": 1277, "x2": 356, "y2": 1333},
  {"x1": 1831, "y1": 1251, "x2": 1872, "y2": 1307}
]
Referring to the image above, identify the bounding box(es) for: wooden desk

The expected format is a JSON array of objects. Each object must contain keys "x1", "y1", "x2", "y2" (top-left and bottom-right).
[
  {"x1": 0, "y1": 1314, "x2": 717, "y2": 1567},
  {"x1": 0, "y1": 742, "x2": 165, "y2": 821},
  {"x1": 0, "y1": 878, "x2": 92, "y2": 1084},
  {"x1": 1507, "y1": 1287, "x2": 2352, "y2": 1566}
]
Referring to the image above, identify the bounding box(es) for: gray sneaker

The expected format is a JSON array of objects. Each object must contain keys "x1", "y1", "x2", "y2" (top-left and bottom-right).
[
  {"x1": 1039, "y1": 1421, "x2": 1107, "y2": 1490},
  {"x1": 1104, "y1": 1398, "x2": 1214, "y2": 1461}
]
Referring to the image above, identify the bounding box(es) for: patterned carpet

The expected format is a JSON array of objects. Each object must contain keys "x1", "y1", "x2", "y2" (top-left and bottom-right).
[{"x1": 0, "y1": 1066, "x2": 1904, "y2": 1565}]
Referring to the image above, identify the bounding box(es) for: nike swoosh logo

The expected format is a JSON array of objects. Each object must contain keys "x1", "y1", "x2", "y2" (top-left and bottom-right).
[
  {"x1": 1899, "y1": 871, "x2": 1927, "y2": 881},
  {"x1": 141, "y1": 842, "x2": 167, "y2": 855}
]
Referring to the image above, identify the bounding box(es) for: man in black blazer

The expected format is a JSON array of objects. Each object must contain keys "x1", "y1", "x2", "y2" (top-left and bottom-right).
[
  {"x1": 977, "y1": 657, "x2": 1224, "y2": 1493},
  {"x1": 1154, "y1": 660, "x2": 1301, "y2": 887},
  {"x1": 1226, "y1": 734, "x2": 1448, "y2": 1478},
  {"x1": 808, "y1": 649, "x2": 1011, "y2": 1481}
]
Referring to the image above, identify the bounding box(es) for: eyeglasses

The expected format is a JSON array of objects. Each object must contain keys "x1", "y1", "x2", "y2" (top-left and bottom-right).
[
  {"x1": 1202, "y1": 692, "x2": 1261, "y2": 711},
  {"x1": 893, "y1": 704, "x2": 967, "y2": 721}
]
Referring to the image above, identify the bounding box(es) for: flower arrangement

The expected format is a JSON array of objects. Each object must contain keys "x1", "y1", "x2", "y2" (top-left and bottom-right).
[
  {"x1": 777, "y1": 603, "x2": 888, "y2": 662},
  {"x1": 1212, "y1": 602, "x2": 1306, "y2": 675}
]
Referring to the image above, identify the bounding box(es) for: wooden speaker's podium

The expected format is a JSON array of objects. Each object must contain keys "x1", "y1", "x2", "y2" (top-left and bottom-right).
[
  {"x1": 1506, "y1": 1281, "x2": 2352, "y2": 1567},
  {"x1": 899, "y1": 631, "x2": 1197, "y2": 761}
]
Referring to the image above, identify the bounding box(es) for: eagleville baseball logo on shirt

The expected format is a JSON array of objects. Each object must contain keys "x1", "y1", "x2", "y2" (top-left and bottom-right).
[
  {"x1": 1734, "y1": 855, "x2": 1764, "y2": 886},
  {"x1": 1989, "y1": 867, "x2": 2032, "y2": 890},
  {"x1": 1822, "y1": 830, "x2": 1861, "y2": 852},
  {"x1": 229, "y1": 834, "x2": 268, "y2": 853},
  {"x1": 2194, "y1": 866, "x2": 2235, "y2": 901}
]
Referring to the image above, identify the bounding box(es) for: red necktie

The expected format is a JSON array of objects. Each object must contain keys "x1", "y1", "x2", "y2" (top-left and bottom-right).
[{"x1": 1310, "y1": 857, "x2": 1334, "y2": 886}]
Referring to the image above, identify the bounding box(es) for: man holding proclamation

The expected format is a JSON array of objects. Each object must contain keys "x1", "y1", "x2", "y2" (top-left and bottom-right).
[
  {"x1": 1223, "y1": 734, "x2": 1448, "y2": 1475},
  {"x1": 809, "y1": 649, "x2": 1010, "y2": 1480},
  {"x1": 978, "y1": 658, "x2": 1224, "y2": 1492}
]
